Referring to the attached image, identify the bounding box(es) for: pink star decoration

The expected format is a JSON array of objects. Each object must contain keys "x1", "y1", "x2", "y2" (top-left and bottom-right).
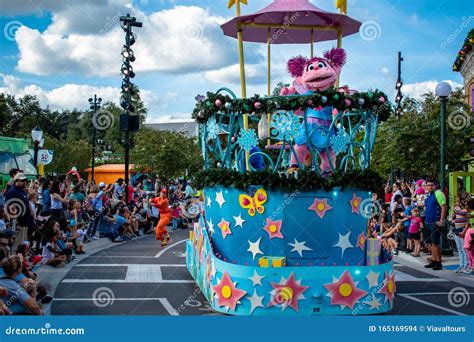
[
  {"x1": 323, "y1": 270, "x2": 368, "y2": 310},
  {"x1": 263, "y1": 218, "x2": 284, "y2": 239},
  {"x1": 349, "y1": 193, "x2": 362, "y2": 214},
  {"x1": 378, "y1": 271, "x2": 396, "y2": 306},
  {"x1": 268, "y1": 273, "x2": 309, "y2": 312},
  {"x1": 308, "y1": 198, "x2": 332, "y2": 219},
  {"x1": 212, "y1": 271, "x2": 246, "y2": 311},
  {"x1": 356, "y1": 231, "x2": 366, "y2": 250},
  {"x1": 218, "y1": 218, "x2": 232, "y2": 239}
]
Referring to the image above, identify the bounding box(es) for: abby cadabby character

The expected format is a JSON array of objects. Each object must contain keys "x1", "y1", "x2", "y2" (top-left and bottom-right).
[{"x1": 280, "y1": 48, "x2": 347, "y2": 176}]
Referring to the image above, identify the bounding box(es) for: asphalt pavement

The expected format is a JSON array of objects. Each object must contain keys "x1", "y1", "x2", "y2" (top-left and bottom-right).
[{"x1": 50, "y1": 230, "x2": 474, "y2": 316}]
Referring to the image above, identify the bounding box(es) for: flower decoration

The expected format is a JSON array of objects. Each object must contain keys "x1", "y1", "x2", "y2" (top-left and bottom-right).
[
  {"x1": 330, "y1": 128, "x2": 351, "y2": 156},
  {"x1": 212, "y1": 271, "x2": 246, "y2": 311},
  {"x1": 378, "y1": 271, "x2": 396, "y2": 306},
  {"x1": 349, "y1": 193, "x2": 362, "y2": 214},
  {"x1": 324, "y1": 270, "x2": 368, "y2": 310},
  {"x1": 308, "y1": 198, "x2": 332, "y2": 219},
  {"x1": 237, "y1": 128, "x2": 258, "y2": 152},
  {"x1": 356, "y1": 231, "x2": 366, "y2": 250},
  {"x1": 218, "y1": 218, "x2": 232, "y2": 239},
  {"x1": 268, "y1": 273, "x2": 308, "y2": 312},
  {"x1": 270, "y1": 110, "x2": 301, "y2": 141},
  {"x1": 263, "y1": 218, "x2": 283, "y2": 239}
]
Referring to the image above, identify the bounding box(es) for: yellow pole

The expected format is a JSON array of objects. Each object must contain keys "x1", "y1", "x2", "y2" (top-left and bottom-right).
[
  {"x1": 267, "y1": 27, "x2": 271, "y2": 147},
  {"x1": 310, "y1": 29, "x2": 314, "y2": 57},
  {"x1": 235, "y1": 2, "x2": 250, "y2": 171},
  {"x1": 336, "y1": 29, "x2": 342, "y2": 87}
]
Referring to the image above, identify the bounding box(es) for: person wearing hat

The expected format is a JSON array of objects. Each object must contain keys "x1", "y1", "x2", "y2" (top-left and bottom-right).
[
  {"x1": 149, "y1": 189, "x2": 172, "y2": 246},
  {"x1": 5, "y1": 168, "x2": 19, "y2": 193},
  {"x1": 5, "y1": 173, "x2": 33, "y2": 251}
]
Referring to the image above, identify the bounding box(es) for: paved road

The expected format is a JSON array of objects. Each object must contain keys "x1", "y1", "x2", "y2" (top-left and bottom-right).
[{"x1": 51, "y1": 231, "x2": 474, "y2": 316}]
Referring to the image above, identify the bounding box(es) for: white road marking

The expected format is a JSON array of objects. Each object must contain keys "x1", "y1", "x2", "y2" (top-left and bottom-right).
[
  {"x1": 158, "y1": 298, "x2": 179, "y2": 316},
  {"x1": 126, "y1": 265, "x2": 163, "y2": 282},
  {"x1": 61, "y1": 279, "x2": 195, "y2": 284},
  {"x1": 397, "y1": 294, "x2": 468, "y2": 316},
  {"x1": 394, "y1": 270, "x2": 448, "y2": 282},
  {"x1": 154, "y1": 239, "x2": 187, "y2": 258},
  {"x1": 76, "y1": 264, "x2": 186, "y2": 267}
]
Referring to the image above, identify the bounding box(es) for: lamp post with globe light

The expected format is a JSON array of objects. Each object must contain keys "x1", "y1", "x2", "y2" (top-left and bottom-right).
[
  {"x1": 435, "y1": 81, "x2": 452, "y2": 193},
  {"x1": 31, "y1": 126, "x2": 43, "y2": 176}
]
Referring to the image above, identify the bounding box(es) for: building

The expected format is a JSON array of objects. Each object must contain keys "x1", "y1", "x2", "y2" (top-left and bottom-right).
[
  {"x1": 453, "y1": 28, "x2": 474, "y2": 110},
  {"x1": 146, "y1": 121, "x2": 198, "y2": 137}
]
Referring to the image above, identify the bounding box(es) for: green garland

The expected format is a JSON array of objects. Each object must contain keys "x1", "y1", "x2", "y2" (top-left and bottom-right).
[
  {"x1": 453, "y1": 29, "x2": 474, "y2": 72},
  {"x1": 195, "y1": 168, "x2": 384, "y2": 193},
  {"x1": 192, "y1": 87, "x2": 392, "y2": 124}
]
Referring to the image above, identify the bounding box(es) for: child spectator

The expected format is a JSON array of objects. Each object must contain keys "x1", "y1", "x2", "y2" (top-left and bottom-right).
[
  {"x1": 463, "y1": 198, "x2": 474, "y2": 275},
  {"x1": 452, "y1": 193, "x2": 469, "y2": 273},
  {"x1": 171, "y1": 204, "x2": 181, "y2": 231},
  {"x1": 408, "y1": 208, "x2": 423, "y2": 257}
]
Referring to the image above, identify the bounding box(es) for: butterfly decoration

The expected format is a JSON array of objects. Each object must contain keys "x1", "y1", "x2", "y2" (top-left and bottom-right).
[{"x1": 238, "y1": 188, "x2": 268, "y2": 216}]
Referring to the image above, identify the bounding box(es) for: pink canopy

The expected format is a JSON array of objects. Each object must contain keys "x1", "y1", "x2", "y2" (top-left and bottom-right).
[{"x1": 221, "y1": 0, "x2": 361, "y2": 44}]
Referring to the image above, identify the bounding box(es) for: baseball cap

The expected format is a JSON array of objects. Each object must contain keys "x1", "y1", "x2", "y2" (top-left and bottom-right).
[
  {"x1": 14, "y1": 173, "x2": 28, "y2": 181},
  {"x1": 161, "y1": 188, "x2": 168, "y2": 194},
  {"x1": 99, "y1": 182, "x2": 106, "y2": 188}
]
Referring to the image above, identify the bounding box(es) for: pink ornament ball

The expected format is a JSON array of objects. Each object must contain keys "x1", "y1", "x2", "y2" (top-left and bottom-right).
[
  {"x1": 344, "y1": 99, "x2": 351, "y2": 106},
  {"x1": 307, "y1": 99, "x2": 313, "y2": 106},
  {"x1": 378, "y1": 96, "x2": 385, "y2": 103},
  {"x1": 215, "y1": 99, "x2": 222, "y2": 107},
  {"x1": 254, "y1": 101, "x2": 262, "y2": 109}
]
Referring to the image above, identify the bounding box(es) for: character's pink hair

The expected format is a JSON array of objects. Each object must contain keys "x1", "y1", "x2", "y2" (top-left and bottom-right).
[
  {"x1": 323, "y1": 48, "x2": 347, "y2": 68},
  {"x1": 287, "y1": 55, "x2": 308, "y2": 78}
]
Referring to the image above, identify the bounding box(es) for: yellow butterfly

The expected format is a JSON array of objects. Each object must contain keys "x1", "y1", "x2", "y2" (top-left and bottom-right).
[{"x1": 239, "y1": 188, "x2": 268, "y2": 216}]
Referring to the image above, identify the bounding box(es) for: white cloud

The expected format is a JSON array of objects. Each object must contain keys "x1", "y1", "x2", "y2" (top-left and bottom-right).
[
  {"x1": 381, "y1": 67, "x2": 390, "y2": 76},
  {"x1": 13, "y1": 5, "x2": 249, "y2": 77},
  {"x1": 402, "y1": 80, "x2": 462, "y2": 100}
]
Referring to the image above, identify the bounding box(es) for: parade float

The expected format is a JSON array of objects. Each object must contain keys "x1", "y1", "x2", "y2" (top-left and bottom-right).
[{"x1": 186, "y1": 0, "x2": 395, "y2": 315}]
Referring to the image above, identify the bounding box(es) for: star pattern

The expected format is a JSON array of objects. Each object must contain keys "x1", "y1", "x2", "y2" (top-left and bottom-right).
[
  {"x1": 308, "y1": 198, "x2": 333, "y2": 219},
  {"x1": 249, "y1": 270, "x2": 265, "y2": 287},
  {"x1": 246, "y1": 289, "x2": 264, "y2": 314},
  {"x1": 333, "y1": 231, "x2": 354, "y2": 257},
  {"x1": 329, "y1": 127, "x2": 351, "y2": 156},
  {"x1": 206, "y1": 195, "x2": 212, "y2": 207},
  {"x1": 324, "y1": 270, "x2": 368, "y2": 310},
  {"x1": 365, "y1": 270, "x2": 380, "y2": 289},
  {"x1": 206, "y1": 117, "x2": 219, "y2": 141},
  {"x1": 263, "y1": 218, "x2": 283, "y2": 239},
  {"x1": 218, "y1": 218, "x2": 232, "y2": 239},
  {"x1": 349, "y1": 193, "x2": 362, "y2": 214},
  {"x1": 215, "y1": 191, "x2": 226, "y2": 208},
  {"x1": 237, "y1": 128, "x2": 258, "y2": 152},
  {"x1": 268, "y1": 273, "x2": 308, "y2": 312},
  {"x1": 247, "y1": 237, "x2": 263, "y2": 260},
  {"x1": 288, "y1": 239, "x2": 313, "y2": 257},
  {"x1": 212, "y1": 271, "x2": 246, "y2": 311},
  {"x1": 378, "y1": 271, "x2": 396, "y2": 306},
  {"x1": 207, "y1": 218, "x2": 215, "y2": 235},
  {"x1": 364, "y1": 296, "x2": 383, "y2": 311},
  {"x1": 233, "y1": 214, "x2": 246, "y2": 228},
  {"x1": 356, "y1": 231, "x2": 366, "y2": 250}
]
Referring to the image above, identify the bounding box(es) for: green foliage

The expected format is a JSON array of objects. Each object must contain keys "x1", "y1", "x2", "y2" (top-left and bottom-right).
[
  {"x1": 44, "y1": 134, "x2": 92, "y2": 176},
  {"x1": 371, "y1": 89, "x2": 472, "y2": 179},
  {"x1": 195, "y1": 168, "x2": 384, "y2": 192},
  {"x1": 131, "y1": 128, "x2": 203, "y2": 179},
  {"x1": 192, "y1": 88, "x2": 392, "y2": 123}
]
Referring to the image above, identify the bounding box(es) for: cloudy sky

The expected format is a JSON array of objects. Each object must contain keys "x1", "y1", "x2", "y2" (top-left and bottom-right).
[{"x1": 0, "y1": 0, "x2": 471, "y2": 123}]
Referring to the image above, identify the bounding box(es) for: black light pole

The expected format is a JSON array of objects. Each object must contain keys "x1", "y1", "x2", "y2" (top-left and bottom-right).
[
  {"x1": 120, "y1": 13, "x2": 142, "y2": 204},
  {"x1": 88, "y1": 95, "x2": 102, "y2": 183},
  {"x1": 31, "y1": 126, "x2": 43, "y2": 176},
  {"x1": 395, "y1": 51, "x2": 403, "y2": 118}
]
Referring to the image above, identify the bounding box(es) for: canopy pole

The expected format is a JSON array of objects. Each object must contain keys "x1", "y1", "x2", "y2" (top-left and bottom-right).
[
  {"x1": 267, "y1": 27, "x2": 271, "y2": 146},
  {"x1": 235, "y1": 1, "x2": 250, "y2": 172},
  {"x1": 336, "y1": 29, "x2": 342, "y2": 87},
  {"x1": 310, "y1": 28, "x2": 314, "y2": 57}
]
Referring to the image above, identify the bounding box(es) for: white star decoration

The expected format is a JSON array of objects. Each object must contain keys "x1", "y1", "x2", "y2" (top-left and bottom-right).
[
  {"x1": 333, "y1": 232, "x2": 354, "y2": 257},
  {"x1": 210, "y1": 259, "x2": 217, "y2": 279},
  {"x1": 288, "y1": 239, "x2": 313, "y2": 257},
  {"x1": 207, "y1": 196, "x2": 212, "y2": 207},
  {"x1": 215, "y1": 191, "x2": 226, "y2": 208},
  {"x1": 249, "y1": 270, "x2": 265, "y2": 287},
  {"x1": 246, "y1": 289, "x2": 264, "y2": 314},
  {"x1": 247, "y1": 237, "x2": 263, "y2": 260},
  {"x1": 364, "y1": 296, "x2": 383, "y2": 311},
  {"x1": 207, "y1": 218, "x2": 215, "y2": 235},
  {"x1": 366, "y1": 270, "x2": 380, "y2": 289},
  {"x1": 233, "y1": 214, "x2": 246, "y2": 228}
]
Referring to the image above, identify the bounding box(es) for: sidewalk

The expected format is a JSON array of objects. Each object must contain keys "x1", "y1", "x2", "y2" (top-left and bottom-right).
[
  {"x1": 394, "y1": 252, "x2": 474, "y2": 288},
  {"x1": 36, "y1": 236, "x2": 146, "y2": 315}
]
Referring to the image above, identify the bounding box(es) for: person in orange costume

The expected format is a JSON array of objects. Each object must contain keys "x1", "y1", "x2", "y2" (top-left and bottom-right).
[{"x1": 150, "y1": 189, "x2": 172, "y2": 246}]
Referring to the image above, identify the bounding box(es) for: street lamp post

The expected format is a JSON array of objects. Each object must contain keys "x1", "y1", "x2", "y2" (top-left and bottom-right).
[
  {"x1": 88, "y1": 95, "x2": 102, "y2": 183},
  {"x1": 435, "y1": 81, "x2": 452, "y2": 193},
  {"x1": 31, "y1": 126, "x2": 43, "y2": 176}
]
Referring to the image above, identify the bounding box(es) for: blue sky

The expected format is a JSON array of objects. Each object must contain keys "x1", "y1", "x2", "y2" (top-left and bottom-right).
[{"x1": 0, "y1": 0, "x2": 472, "y2": 122}]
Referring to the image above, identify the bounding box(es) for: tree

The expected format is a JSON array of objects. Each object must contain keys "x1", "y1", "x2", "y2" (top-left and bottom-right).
[
  {"x1": 370, "y1": 89, "x2": 472, "y2": 179},
  {"x1": 43, "y1": 134, "x2": 92, "y2": 176},
  {"x1": 131, "y1": 128, "x2": 203, "y2": 179}
]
